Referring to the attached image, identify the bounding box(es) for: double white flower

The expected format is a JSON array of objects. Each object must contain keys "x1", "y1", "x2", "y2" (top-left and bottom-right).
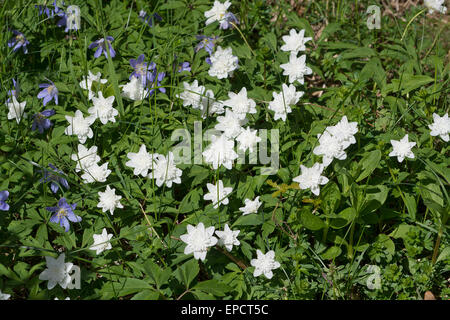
[{"x1": 180, "y1": 222, "x2": 218, "y2": 261}]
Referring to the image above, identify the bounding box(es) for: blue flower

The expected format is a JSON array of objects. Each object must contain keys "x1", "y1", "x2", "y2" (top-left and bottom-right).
[
  {"x1": 219, "y1": 12, "x2": 239, "y2": 30},
  {"x1": 32, "y1": 109, "x2": 55, "y2": 134},
  {"x1": 40, "y1": 164, "x2": 70, "y2": 194},
  {"x1": 139, "y1": 10, "x2": 162, "y2": 27},
  {"x1": 8, "y1": 30, "x2": 30, "y2": 54},
  {"x1": 149, "y1": 72, "x2": 166, "y2": 96},
  {"x1": 46, "y1": 198, "x2": 81, "y2": 232},
  {"x1": 177, "y1": 62, "x2": 191, "y2": 73},
  {"x1": 89, "y1": 36, "x2": 116, "y2": 59},
  {"x1": 129, "y1": 54, "x2": 155, "y2": 87},
  {"x1": 6, "y1": 78, "x2": 20, "y2": 103},
  {"x1": 35, "y1": 0, "x2": 63, "y2": 18},
  {"x1": 0, "y1": 191, "x2": 9, "y2": 211},
  {"x1": 195, "y1": 35, "x2": 218, "y2": 55},
  {"x1": 37, "y1": 80, "x2": 59, "y2": 106}
]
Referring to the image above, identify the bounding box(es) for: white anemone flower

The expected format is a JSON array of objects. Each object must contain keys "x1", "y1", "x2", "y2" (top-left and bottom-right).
[
  {"x1": 222, "y1": 87, "x2": 256, "y2": 120},
  {"x1": 215, "y1": 224, "x2": 240, "y2": 252},
  {"x1": 71, "y1": 144, "x2": 100, "y2": 172},
  {"x1": 293, "y1": 162, "x2": 329, "y2": 196},
  {"x1": 280, "y1": 29, "x2": 312, "y2": 55},
  {"x1": 389, "y1": 134, "x2": 416, "y2": 163},
  {"x1": 180, "y1": 222, "x2": 218, "y2": 261},
  {"x1": 250, "y1": 250, "x2": 280, "y2": 279},
  {"x1": 203, "y1": 180, "x2": 233, "y2": 209},
  {"x1": 215, "y1": 109, "x2": 246, "y2": 139},
  {"x1": 236, "y1": 127, "x2": 261, "y2": 152},
  {"x1": 38, "y1": 253, "x2": 73, "y2": 290},
  {"x1": 239, "y1": 196, "x2": 262, "y2": 215},
  {"x1": 97, "y1": 185, "x2": 123, "y2": 215},
  {"x1": 203, "y1": 134, "x2": 238, "y2": 170},
  {"x1": 89, "y1": 92, "x2": 118, "y2": 124},
  {"x1": 176, "y1": 80, "x2": 206, "y2": 110},
  {"x1": 125, "y1": 144, "x2": 159, "y2": 177},
  {"x1": 428, "y1": 113, "x2": 449, "y2": 142},
  {"x1": 204, "y1": 0, "x2": 232, "y2": 26},
  {"x1": 313, "y1": 131, "x2": 347, "y2": 167},
  {"x1": 280, "y1": 53, "x2": 312, "y2": 84},
  {"x1": 90, "y1": 228, "x2": 113, "y2": 255},
  {"x1": 208, "y1": 46, "x2": 239, "y2": 80},
  {"x1": 65, "y1": 110, "x2": 95, "y2": 144},
  {"x1": 149, "y1": 152, "x2": 183, "y2": 188},
  {"x1": 6, "y1": 96, "x2": 26, "y2": 124}
]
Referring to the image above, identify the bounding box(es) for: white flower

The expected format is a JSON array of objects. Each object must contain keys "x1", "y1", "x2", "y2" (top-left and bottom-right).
[
  {"x1": 215, "y1": 109, "x2": 245, "y2": 139},
  {"x1": 222, "y1": 87, "x2": 256, "y2": 120},
  {"x1": 268, "y1": 83, "x2": 304, "y2": 121},
  {"x1": 120, "y1": 76, "x2": 149, "y2": 101},
  {"x1": 97, "y1": 186, "x2": 123, "y2": 215},
  {"x1": 250, "y1": 250, "x2": 280, "y2": 279},
  {"x1": 149, "y1": 152, "x2": 183, "y2": 188},
  {"x1": 180, "y1": 222, "x2": 218, "y2": 261},
  {"x1": 215, "y1": 224, "x2": 240, "y2": 252},
  {"x1": 89, "y1": 92, "x2": 118, "y2": 124},
  {"x1": 65, "y1": 110, "x2": 95, "y2": 144},
  {"x1": 0, "y1": 290, "x2": 11, "y2": 300},
  {"x1": 54, "y1": 297, "x2": 70, "y2": 300},
  {"x1": 428, "y1": 113, "x2": 449, "y2": 142},
  {"x1": 125, "y1": 144, "x2": 158, "y2": 177},
  {"x1": 280, "y1": 29, "x2": 312, "y2": 55},
  {"x1": 90, "y1": 228, "x2": 113, "y2": 255},
  {"x1": 236, "y1": 127, "x2": 261, "y2": 152},
  {"x1": 208, "y1": 46, "x2": 239, "y2": 80},
  {"x1": 203, "y1": 180, "x2": 233, "y2": 209},
  {"x1": 6, "y1": 96, "x2": 26, "y2": 124},
  {"x1": 313, "y1": 131, "x2": 347, "y2": 167},
  {"x1": 38, "y1": 253, "x2": 73, "y2": 290},
  {"x1": 71, "y1": 144, "x2": 100, "y2": 172},
  {"x1": 389, "y1": 134, "x2": 416, "y2": 163},
  {"x1": 280, "y1": 53, "x2": 312, "y2": 84},
  {"x1": 203, "y1": 134, "x2": 238, "y2": 170},
  {"x1": 79, "y1": 70, "x2": 108, "y2": 100},
  {"x1": 176, "y1": 80, "x2": 206, "y2": 109},
  {"x1": 239, "y1": 196, "x2": 262, "y2": 215},
  {"x1": 81, "y1": 162, "x2": 111, "y2": 183},
  {"x1": 424, "y1": 0, "x2": 447, "y2": 14},
  {"x1": 326, "y1": 116, "x2": 358, "y2": 149},
  {"x1": 200, "y1": 89, "x2": 225, "y2": 117},
  {"x1": 293, "y1": 162, "x2": 329, "y2": 196},
  {"x1": 204, "y1": 0, "x2": 231, "y2": 26}
]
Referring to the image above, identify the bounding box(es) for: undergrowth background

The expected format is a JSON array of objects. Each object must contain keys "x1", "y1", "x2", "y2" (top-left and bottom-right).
[{"x1": 0, "y1": 0, "x2": 449, "y2": 300}]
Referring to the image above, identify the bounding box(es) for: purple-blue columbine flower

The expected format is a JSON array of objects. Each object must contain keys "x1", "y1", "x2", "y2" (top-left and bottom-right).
[
  {"x1": 177, "y1": 62, "x2": 191, "y2": 73},
  {"x1": 195, "y1": 35, "x2": 218, "y2": 55},
  {"x1": 129, "y1": 54, "x2": 156, "y2": 87},
  {"x1": 8, "y1": 30, "x2": 30, "y2": 54},
  {"x1": 149, "y1": 72, "x2": 166, "y2": 96},
  {"x1": 219, "y1": 12, "x2": 239, "y2": 30},
  {"x1": 40, "y1": 164, "x2": 70, "y2": 194},
  {"x1": 139, "y1": 10, "x2": 162, "y2": 27},
  {"x1": 7, "y1": 78, "x2": 20, "y2": 103},
  {"x1": 35, "y1": 0, "x2": 63, "y2": 18},
  {"x1": 46, "y1": 198, "x2": 81, "y2": 232},
  {"x1": 89, "y1": 36, "x2": 116, "y2": 59},
  {"x1": 37, "y1": 80, "x2": 59, "y2": 106},
  {"x1": 32, "y1": 109, "x2": 55, "y2": 134},
  {"x1": 0, "y1": 191, "x2": 9, "y2": 211}
]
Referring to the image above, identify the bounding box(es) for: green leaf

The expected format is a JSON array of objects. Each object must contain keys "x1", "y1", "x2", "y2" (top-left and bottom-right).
[
  {"x1": 320, "y1": 182, "x2": 341, "y2": 215},
  {"x1": 329, "y1": 207, "x2": 357, "y2": 229},
  {"x1": 143, "y1": 260, "x2": 171, "y2": 289},
  {"x1": 320, "y1": 246, "x2": 342, "y2": 260},
  {"x1": 356, "y1": 150, "x2": 381, "y2": 182},
  {"x1": 232, "y1": 214, "x2": 264, "y2": 227},
  {"x1": 192, "y1": 279, "x2": 231, "y2": 297},
  {"x1": 437, "y1": 247, "x2": 450, "y2": 263},
  {"x1": 175, "y1": 259, "x2": 199, "y2": 289},
  {"x1": 300, "y1": 208, "x2": 326, "y2": 231}
]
